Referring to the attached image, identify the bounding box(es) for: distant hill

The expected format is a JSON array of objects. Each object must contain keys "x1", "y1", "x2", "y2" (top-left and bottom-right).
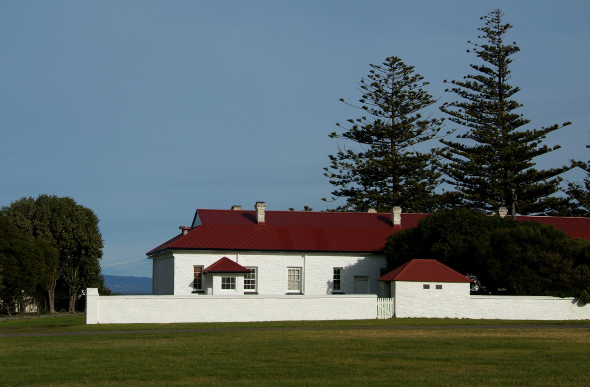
[{"x1": 103, "y1": 275, "x2": 152, "y2": 295}]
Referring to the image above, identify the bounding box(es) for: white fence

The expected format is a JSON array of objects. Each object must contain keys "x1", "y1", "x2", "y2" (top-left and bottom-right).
[{"x1": 377, "y1": 298, "x2": 394, "y2": 319}]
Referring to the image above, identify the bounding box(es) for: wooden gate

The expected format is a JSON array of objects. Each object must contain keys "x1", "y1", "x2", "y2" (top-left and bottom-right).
[{"x1": 377, "y1": 297, "x2": 394, "y2": 319}]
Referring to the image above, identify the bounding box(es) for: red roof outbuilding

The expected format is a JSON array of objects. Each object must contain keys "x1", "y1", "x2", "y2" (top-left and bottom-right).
[{"x1": 378, "y1": 259, "x2": 473, "y2": 283}]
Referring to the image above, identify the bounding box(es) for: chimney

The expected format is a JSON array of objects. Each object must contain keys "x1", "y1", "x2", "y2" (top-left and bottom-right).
[
  {"x1": 391, "y1": 206, "x2": 402, "y2": 227},
  {"x1": 367, "y1": 208, "x2": 377, "y2": 213},
  {"x1": 497, "y1": 207, "x2": 508, "y2": 218},
  {"x1": 255, "y1": 201, "x2": 266, "y2": 224},
  {"x1": 179, "y1": 226, "x2": 191, "y2": 235},
  {"x1": 231, "y1": 205, "x2": 242, "y2": 210}
]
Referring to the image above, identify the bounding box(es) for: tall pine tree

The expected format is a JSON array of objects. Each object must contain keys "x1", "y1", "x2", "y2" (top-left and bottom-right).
[
  {"x1": 439, "y1": 9, "x2": 572, "y2": 215},
  {"x1": 324, "y1": 56, "x2": 445, "y2": 213},
  {"x1": 566, "y1": 150, "x2": 590, "y2": 216}
]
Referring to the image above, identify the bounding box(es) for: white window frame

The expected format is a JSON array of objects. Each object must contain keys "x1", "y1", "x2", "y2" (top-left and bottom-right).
[
  {"x1": 287, "y1": 267, "x2": 302, "y2": 293},
  {"x1": 193, "y1": 266, "x2": 204, "y2": 291},
  {"x1": 244, "y1": 267, "x2": 257, "y2": 293},
  {"x1": 221, "y1": 276, "x2": 236, "y2": 290},
  {"x1": 333, "y1": 267, "x2": 342, "y2": 292}
]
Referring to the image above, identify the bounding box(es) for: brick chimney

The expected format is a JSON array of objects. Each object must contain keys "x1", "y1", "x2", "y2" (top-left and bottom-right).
[
  {"x1": 255, "y1": 202, "x2": 266, "y2": 224},
  {"x1": 179, "y1": 226, "x2": 191, "y2": 235},
  {"x1": 391, "y1": 207, "x2": 401, "y2": 227}
]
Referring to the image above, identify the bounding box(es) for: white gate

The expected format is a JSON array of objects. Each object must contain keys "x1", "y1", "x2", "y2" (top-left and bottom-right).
[{"x1": 377, "y1": 297, "x2": 394, "y2": 319}]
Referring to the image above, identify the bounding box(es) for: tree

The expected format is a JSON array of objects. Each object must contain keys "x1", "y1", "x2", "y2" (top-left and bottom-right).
[
  {"x1": 0, "y1": 213, "x2": 58, "y2": 315},
  {"x1": 384, "y1": 208, "x2": 509, "y2": 286},
  {"x1": 2, "y1": 195, "x2": 105, "y2": 312},
  {"x1": 384, "y1": 208, "x2": 590, "y2": 296},
  {"x1": 439, "y1": 9, "x2": 572, "y2": 215},
  {"x1": 566, "y1": 151, "x2": 590, "y2": 216},
  {"x1": 324, "y1": 56, "x2": 446, "y2": 213}
]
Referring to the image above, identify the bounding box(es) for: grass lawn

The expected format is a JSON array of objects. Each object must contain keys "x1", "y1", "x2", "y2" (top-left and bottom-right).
[{"x1": 1, "y1": 315, "x2": 589, "y2": 386}]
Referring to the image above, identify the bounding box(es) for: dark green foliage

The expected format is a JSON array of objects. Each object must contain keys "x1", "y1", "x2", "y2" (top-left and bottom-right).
[
  {"x1": 385, "y1": 208, "x2": 510, "y2": 283},
  {"x1": 385, "y1": 208, "x2": 590, "y2": 297},
  {"x1": 486, "y1": 222, "x2": 590, "y2": 296},
  {"x1": 439, "y1": 9, "x2": 572, "y2": 215},
  {"x1": 566, "y1": 154, "x2": 590, "y2": 216},
  {"x1": 0, "y1": 213, "x2": 59, "y2": 315},
  {"x1": 2, "y1": 195, "x2": 106, "y2": 312},
  {"x1": 325, "y1": 56, "x2": 445, "y2": 212}
]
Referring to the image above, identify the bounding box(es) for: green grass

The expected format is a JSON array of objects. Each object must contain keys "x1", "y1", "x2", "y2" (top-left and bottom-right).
[
  {"x1": 1, "y1": 316, "x2": 590, "y2": 386},
  {"x1": 1, "y1": 314, "x2": 589, "y2": 335}
]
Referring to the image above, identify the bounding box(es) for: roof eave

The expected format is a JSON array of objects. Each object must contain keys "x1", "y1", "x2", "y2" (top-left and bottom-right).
[{"x1": 150, "y1": 247, "x2": 385, "y2": 254}]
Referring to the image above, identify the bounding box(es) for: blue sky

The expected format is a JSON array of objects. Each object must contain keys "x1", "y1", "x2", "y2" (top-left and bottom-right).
[{"x1": 2, "y1": 1, "x2": 589, "y2": 277}]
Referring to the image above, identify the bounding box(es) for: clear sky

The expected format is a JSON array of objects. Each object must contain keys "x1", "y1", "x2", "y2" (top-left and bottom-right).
[{"x1": 2, "y1": 1, "x2": 589, "y2": 277}]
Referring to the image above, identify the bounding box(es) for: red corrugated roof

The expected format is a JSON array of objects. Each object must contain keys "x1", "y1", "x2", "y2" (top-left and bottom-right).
[
  {"x1": 147, "y1": 209, "x2": 429, "y2": 255},
  {"x1": 516, "y1": 215, "x2": 590, "y2": 240},
  {"x1": 203, "y1": 257, "x2": 251, "y2": 273},
  {"x1": 378, "y1": 259, "x2": 473, "y2": 283},
  {"x1": 147, "y1": 209, "x2": 590, "y2": 256}
]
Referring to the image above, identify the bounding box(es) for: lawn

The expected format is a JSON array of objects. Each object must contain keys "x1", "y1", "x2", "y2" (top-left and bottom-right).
[{"x1": 1, "y1": 315, "x2": 589, "y2": 386}]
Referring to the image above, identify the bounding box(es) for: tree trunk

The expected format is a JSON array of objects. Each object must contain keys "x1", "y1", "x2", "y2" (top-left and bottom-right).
[
  {"x1": 68, "y1": 293, "x2": 76, "y2": 313},
  {"x1": 46, "y1": 276, "x2": 57, "y2": 313}
]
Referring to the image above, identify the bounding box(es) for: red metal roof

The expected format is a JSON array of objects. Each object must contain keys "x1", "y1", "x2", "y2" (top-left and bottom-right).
[
  {"x1": 147, "y1": 208, "x2": 590, "y2": 256},
  {"x1": 203, "y1": 257, "x2": 251, "y2": 273},
  {"x1": 147, "y1": 209, "x2": 429, "y2": 255},
  {"x1": 378, "y1": 259, "x2": 473, "y2": 283},
  {"x1": 515, "y1": 215, "x2": 590, "y2": 240}
]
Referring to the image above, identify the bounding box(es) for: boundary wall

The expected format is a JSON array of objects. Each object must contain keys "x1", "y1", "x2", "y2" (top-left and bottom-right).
[
  {"x1": 85, "y1": 288, "x2": 377, "y2": 324},
  {"x1": 393, "y1": 294, "x2": 590, "y2": 320},
  {"x1": 468, "y1": 295, "x2": 590, "y2": 320}
]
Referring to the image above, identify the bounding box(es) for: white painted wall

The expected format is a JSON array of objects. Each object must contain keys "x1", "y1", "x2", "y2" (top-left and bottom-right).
[
  {"x1": 85, "y1": 290, "x2": 378, "y2": 324},
  {"x1": 152, "y1": 251, "x2": 386, "y2": 296},
  {"x1": 469, "y1": 296, "x2": 590, "y2": 320},
  {"x1": 393, "y1": 281, "x2": 471, "y2": 318},
  {"x1": 210, "y1": 274, "x2": 244, "y2": 295},
  {"x1": 390, "y1": 280, "x2": 590, "y2": 320}
]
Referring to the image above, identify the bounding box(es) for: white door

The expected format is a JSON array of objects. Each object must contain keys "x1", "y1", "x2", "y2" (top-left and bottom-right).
[{"x1": 354, "y1": 276, "x2": 370, "y2": 294}]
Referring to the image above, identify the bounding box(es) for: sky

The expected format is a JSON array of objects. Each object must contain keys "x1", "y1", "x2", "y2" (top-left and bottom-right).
[{"x1": 2, "y1": 1, "x2": 589, "y2": 277}]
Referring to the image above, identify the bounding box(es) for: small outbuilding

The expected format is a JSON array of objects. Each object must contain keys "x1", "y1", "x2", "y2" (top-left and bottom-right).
[{"x1": 378, "y1": 259, "x2": 473, "y2": 318}]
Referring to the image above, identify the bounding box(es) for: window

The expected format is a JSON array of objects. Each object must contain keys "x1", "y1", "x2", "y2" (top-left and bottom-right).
[
  {"x1": 288, "y1": 268, "x2": 302, "y2": 292},
  {"x1": 221, "y1": 277, "x2": 236, "y2": 290},
  {"x1": 193, "y1": 266, "x2": 203, "y2": 291},
  {"x1": 436, "y1": 284, "x2": 443, "y2": 290},
  {"x1": 244, "y1": 267, "x2": 257, "y2": 292},
  {"x1": 423, "y1": 284, "x2": 430, "y2": 289},
  {"x1": 333, "y1": 268, "x2": 342, "y2": 291}
]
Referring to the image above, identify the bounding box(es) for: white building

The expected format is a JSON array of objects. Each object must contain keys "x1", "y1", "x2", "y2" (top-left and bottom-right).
[
  {"x1": 378, "y1": 259, "x2": 473, "y2": 318},
  {"x1": 148, "y1": 202, "x2": 428, "y2": 297},
  {"x1": 85, "y1": 207, "x2": 590, "y2": 324}
]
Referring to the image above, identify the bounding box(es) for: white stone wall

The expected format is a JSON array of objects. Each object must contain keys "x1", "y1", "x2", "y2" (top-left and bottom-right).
[
  {"x1": 393, "y1": 281, "x2": 471, "y2": 318},
  {"x1": 469, "y1": 296, "x2": 590, "y2": 320},
  {"x1": 152, "y1": 254, "x2": 174, "y2": 295},
  {"x1": 85, "y1": 290, "x2": 378, "y2": 324},
  {"x1": 167, "y1": 251, "x2": 386, "y2": 296}
]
